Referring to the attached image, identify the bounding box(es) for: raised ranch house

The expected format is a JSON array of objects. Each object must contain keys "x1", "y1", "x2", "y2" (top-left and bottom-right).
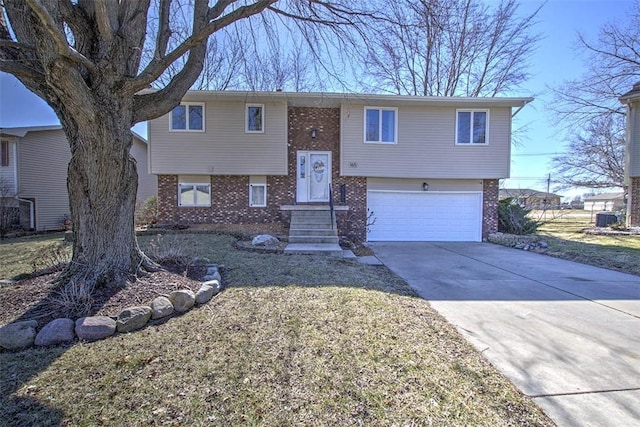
[
  {"x1": 0, "y1": 126, "x2": 156, "y2": 231},
  {"x1": 149, "y1": 91, "x2": 532, "y2": 246},
  {"x1": 620, "y1": 82, "x2": 640, "y2": 227}
]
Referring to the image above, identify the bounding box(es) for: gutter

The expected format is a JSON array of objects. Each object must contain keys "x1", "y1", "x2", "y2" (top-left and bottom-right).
[{"x1": 511, "y1": 99, "x2": 533, "y2": 118}]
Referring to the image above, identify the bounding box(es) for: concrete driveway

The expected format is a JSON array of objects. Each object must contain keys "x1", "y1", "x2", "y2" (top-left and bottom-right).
[{"x1": 370, "y1": 242, "x2": 640, "y2": 427}]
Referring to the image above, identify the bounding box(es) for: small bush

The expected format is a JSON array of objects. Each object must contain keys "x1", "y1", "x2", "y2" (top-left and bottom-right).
[
  {"x1": 31, "y1": 241, "x2": 72, "y2": 274},
  {"x1": 135, "y1": 195, "x2": 158, "y2": 227},
  {"x1": 498, "y1": 198, "x2": 540, "y2": 235},
  {"x1": 49, "y1": 278, "x2": 95, "y2": 318},
  {"x1": 146, "y1": 234, "x2": 189, "y2": 266}
]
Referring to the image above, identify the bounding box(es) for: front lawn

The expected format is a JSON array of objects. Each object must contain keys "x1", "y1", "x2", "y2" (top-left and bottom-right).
[{"x1": 0, "y1": 232, "x2": 553, "y2": 426}]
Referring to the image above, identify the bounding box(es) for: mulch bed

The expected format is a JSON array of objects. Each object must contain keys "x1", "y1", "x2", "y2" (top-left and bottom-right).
[{"x1": 0, "y1": 267, "x2": 203, "y2": 330}]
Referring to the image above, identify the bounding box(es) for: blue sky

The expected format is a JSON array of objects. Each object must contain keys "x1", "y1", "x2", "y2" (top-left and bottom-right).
[{"x1": 0, "y1": 0, "x2": 632, "y2": 199}]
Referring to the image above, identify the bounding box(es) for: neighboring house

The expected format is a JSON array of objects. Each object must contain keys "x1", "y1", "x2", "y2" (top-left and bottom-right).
[
  {"x1": 620, "y1": 82, "x2": 640, "y2": 227},
  {"x1": 499, "y1": 188, "x2": 562, "y2": 209},
  {"x1": 583, "y1": 192, "x2": 626, "y2": 212},
  {"x1": 0, "y1": 125, "x2": 156, "y2": 231},
  {"x1": 149, "y1": 91, "x2": 532, "y2": 242}
]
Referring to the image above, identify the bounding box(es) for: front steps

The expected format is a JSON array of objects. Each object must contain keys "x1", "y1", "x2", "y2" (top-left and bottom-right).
[{"x1": 281, "y1": 205, "x2": 346, "y2": 257}]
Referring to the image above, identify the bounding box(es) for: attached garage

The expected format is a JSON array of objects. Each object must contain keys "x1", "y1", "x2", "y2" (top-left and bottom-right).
[{"x1": 367, "y1": 190, "x2": 483, "y2": 241}]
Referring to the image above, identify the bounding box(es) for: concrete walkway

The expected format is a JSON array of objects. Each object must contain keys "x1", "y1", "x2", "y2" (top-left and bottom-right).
[{"x1": 370, "y1": 242, "x2": 640, "y2": 427}]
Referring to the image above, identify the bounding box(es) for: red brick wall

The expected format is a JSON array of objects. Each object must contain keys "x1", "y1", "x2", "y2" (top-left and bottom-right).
[
  {"x1": 629, "y1": 177, "x2": 640, "y2": 227},
  {"x1": 156, "y1": 106, "x2": 368, "y2": 242},
  {"x1": 482, "y1": 179, "x2": 499, "y2": 239},
  {"x1": 287, "y1": 107, "x2": 367, "y2": 242}
]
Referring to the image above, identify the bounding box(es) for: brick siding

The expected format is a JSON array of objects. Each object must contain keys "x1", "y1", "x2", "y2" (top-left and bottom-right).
[
  {"x1": 482, "y1": 179, "x2": 499, "y2": 239},
  {"x1": 156, "y1": 106, "x2": 367, "y2": 242},
  {"x1": 629, "y1": 177, "x2": 640, "y2": 227}
]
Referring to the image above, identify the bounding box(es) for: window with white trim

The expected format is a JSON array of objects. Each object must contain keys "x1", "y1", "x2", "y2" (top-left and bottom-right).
[
  {"x1": 170, "y1": 102, "x2": 204, "y2": 131},
  {"x1": 246, "y1": 104, "x2": 264, "y2": 133},
  {"x1": 178, "y1": 181, "x2": 211, "y2": 207},
  {"x1": 249, "y1": 176, "x2": 267, "y2": 207},
  {"x1": 456, "y1": 110, "x2": 489, "y2": 145},
  {"x1": 364, "y1": 107, "x2": 397, "y2": 144}
]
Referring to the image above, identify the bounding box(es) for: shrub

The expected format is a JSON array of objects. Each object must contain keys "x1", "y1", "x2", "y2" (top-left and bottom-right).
[
  {"x1": 498, "y1": 198, "x2": 540, "y2": 235},
  {"x1": 49, "y1": 278, "x2": 95, "y2": 318},
  {"x1": 135, "y1": 195, "x2": 158, "y2": 227},
  {"x1": 146, "y1": 234, "x2": 189, "y2": 266}
]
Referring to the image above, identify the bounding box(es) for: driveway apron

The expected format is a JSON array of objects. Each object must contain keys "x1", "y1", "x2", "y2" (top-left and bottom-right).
[{"x1": 370, "y1": 242, "x2": 640, "y2": 427}]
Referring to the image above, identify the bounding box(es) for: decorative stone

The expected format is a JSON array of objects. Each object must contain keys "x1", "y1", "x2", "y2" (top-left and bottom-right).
[
  {"x1": 203, "y1": 265, "x2": 221, "y2": 282},
  {"x1": 203, "y1": 279, "x2": 223, "y2": 295},
  {"x1": 0, "y1": 320, "x2": 38, "y2": 349},
  {"x1": 75, "y1": 316, "x2": 116, "y2": 342},
  {"x1": 116, "y1": 306, "x2": 152, "y2": 333},
  {"x1": 168, "y1": 289, "x2": 196, "y2": 313},
  {"x1": 150, "y1": 296, "x2": 174, "y2": 319},
  {"x1": 195, "y1": 279, "x2": 222, "y2": 304},
  {"x1": 252, "y1": 234, "x2": 279, "y2": 246},
  {"x1": 35, "y1": 318, "x2": 75, "y2": 346}
]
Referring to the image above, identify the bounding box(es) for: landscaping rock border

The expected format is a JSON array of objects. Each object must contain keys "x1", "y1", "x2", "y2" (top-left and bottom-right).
[
  {"x1": 487, "y1": 233, "x2": 549, "y2": 251},
  {"x1": 0, "y1": 265, "x2": 223, "y2": 351}
]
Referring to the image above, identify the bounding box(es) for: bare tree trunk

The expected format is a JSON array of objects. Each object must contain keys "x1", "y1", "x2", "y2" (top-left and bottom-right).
[{"x1": 57, "y1": 98, "x2": 156, "y2": 287}]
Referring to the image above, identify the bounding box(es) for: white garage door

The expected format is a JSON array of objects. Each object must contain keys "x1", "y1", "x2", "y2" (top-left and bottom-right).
[{"x1": 367, "y1": 191, "x2": 482, "y2": 241}]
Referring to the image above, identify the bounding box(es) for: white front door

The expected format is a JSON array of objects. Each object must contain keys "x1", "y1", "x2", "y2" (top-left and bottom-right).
[{"x1": 296, "y1": 151, "x2": 331, "y2": 203}]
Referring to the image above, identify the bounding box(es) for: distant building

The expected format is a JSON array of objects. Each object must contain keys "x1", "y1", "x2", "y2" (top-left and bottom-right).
[
  {"x1": 499, "y1": 188, "x2": 562, "y2": 209},
  {"x1": 583, "y1": 192, "x2": 626, "y2": 212}
]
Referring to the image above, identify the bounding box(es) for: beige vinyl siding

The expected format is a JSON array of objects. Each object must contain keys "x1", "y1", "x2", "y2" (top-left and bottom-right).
[
  {"x1": 1, "y1": 140, "x2": 17, "y2": 193},
  {"x1": 18, "y1": 129, "x2": 154, "y2": 231},
  {"x1": 149, "y1": 99, "x2": 288, "y2": 175},
  {"x1": 18, "y1": 130, "x2": 71, "y2": 230},
  {"x1": 131, "y1": 137, "x2": 157, "y2": 203},
  {"x1": 341, "y1": 103, "x2": 512, "y2": 179},
  {"x1": 367, "y1": 178, "x2": 483, "y2": 192},
  {"x1": 627, "y1": 103, "x2": 640, "y2": 177}
]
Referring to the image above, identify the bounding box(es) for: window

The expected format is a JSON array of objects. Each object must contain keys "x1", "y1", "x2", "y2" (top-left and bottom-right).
[
  {"x1": 246, "y1": 104, "x2": 264, "y2": 133},
  {"x1": 249, "y1": 176, "x2": 267, "y2": 207},
  {"x1": 178, "y1": 182, "x2": 211, "y2": 207},
  {"x1": 171, "y1": 103, "x2": 204, "y2": 131},
  {"x1": 456, "y1": 110, "x2": 488, "y2": 144},
  {"x1": 1, "y1": 141, "x2": 8, "y2": 166},
  {"x1": 364, "y1": 107, "x2": 397, "y2": 143}
]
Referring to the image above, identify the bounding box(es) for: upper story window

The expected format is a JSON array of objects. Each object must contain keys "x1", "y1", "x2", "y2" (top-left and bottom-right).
[
  {"x1": 1, "y1": 141, "x2": 8, "y2": 166},
  {"x1": 365, "y1": 107, "x2": 397, "y2": 144},
  {"x1": 171, "y1": 102, "x2": 204, "y2": 131},
  {"x1": 456, "y1": 110, "x2": 489, "y2": 145},
  {"x1": 246, "y1": 104, "x2": 264, "y2": 133}
]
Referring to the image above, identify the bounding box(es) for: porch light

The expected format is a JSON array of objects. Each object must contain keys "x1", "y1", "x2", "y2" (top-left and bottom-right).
[
  {"x1": 422, "y1": 182, "x2": 429, "y2": 191},
  {"x1": 310, "y1": 128, "x2": 317, "y2": 138}
]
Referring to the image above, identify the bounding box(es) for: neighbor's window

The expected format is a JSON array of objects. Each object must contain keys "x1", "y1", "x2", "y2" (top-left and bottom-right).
[
  {"x1": 246, "y1": 104, "x2": 264, "y2": 133},
  {"x1": 365, "y1": 107, "x2": 397, "y2": 143},
  {"x1": 456, "y1": 110, "x2": 488, "y2": 144},
  {"x1": 178, "y1": 182, "x2": 211, "y2": 207},
  {"x1": 1, "y1": 141, "x2": 8, "y2": 166},
  {"x1": 171, "y1": 102, "x2": 204, "y2": 131}
]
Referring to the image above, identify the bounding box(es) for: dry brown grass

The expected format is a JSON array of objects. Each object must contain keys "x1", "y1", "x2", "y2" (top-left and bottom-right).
[
  {"x1": 1, "y1": 286, "x2": 553, "y2": 426},
  {"x1": 0, "y1": 232, "x2": 555, "y2": 426},
  {"x1": 534, "y1": 210, "x2": 640, "y2": 276}
]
